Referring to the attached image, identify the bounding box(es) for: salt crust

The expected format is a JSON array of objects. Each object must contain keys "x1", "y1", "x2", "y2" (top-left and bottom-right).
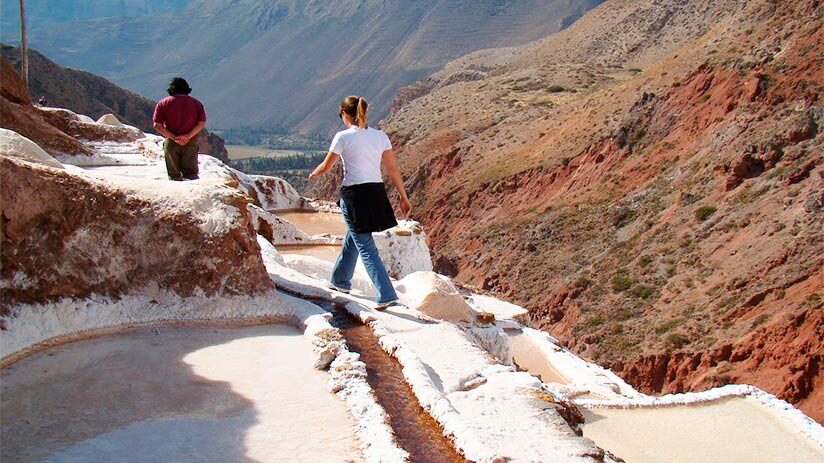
[
  {"x1": 96, "y1": 113, "x2": 123, "y2": 126},
  {"x1": 0, "y1": 128, "x2": 64, "y2": 168},
  {"x1": 270, "y1": 258, "x2": 608, "y2": 462}
]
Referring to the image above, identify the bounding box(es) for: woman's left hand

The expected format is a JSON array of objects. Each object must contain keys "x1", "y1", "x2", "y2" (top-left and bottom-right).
[{"x1": 399, "y1": 197, "x2": 412, "y2": 218}]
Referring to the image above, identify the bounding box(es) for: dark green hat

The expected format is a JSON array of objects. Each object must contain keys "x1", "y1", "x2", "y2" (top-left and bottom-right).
[{"x1": 167, "y1": 77, "x2": 192, "y2": 95}]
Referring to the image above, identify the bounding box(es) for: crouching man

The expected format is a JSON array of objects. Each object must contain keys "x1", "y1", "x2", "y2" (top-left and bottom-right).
[{"x1": 152, "y1": 77, "x2": 206, "y2": 181}]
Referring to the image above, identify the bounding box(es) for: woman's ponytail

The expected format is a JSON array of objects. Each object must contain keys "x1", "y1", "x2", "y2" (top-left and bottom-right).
[
  {"x1": 356, "y1": 97, "x2": 368, "y2": 128},
  {"x1": 340, "y1": 95, "x2": 369, "y2": 128}
]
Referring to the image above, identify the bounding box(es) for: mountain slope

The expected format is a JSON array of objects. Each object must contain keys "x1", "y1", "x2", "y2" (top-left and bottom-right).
[
  {"x1": 379, "y1": 0, "x2": 824, "y2": 422},
  {"x1": 2, "y1": 44, "x2": 156, "y2": 133},
  {"x1": 25, "y1": 0, "x2": 603, "y2": 135},
  {"x1": 0, "y1": 0, "x2": 191, "y2": 39}
]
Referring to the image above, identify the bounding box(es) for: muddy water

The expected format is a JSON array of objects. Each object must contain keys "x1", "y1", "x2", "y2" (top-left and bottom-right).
[
  {"x1": 277, "y1": 211, "x2": 347, "y2": 236},
  {"x1": 277, "y1": 244, "x2": 342, "y2": 263},
  {"x1": 329, "y1": 306, "x2": 467, "y2": 463}
]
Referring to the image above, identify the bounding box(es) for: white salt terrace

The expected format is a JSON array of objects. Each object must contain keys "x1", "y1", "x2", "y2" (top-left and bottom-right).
[
  {"x1": 3, "y1": 132, "x2": 824, "y2": 463},
  {"x1": 1, "y1": 325, "x2": 362, "y2": 463}
]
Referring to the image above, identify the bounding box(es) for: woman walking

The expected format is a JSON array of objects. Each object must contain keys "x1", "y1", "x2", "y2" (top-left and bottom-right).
[{"x1": 309, "y1": 96, "x2": 412, "y2": 309}]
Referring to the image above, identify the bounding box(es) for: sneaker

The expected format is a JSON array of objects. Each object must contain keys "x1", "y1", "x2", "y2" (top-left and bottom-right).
[
  {"x1": 375, "y1": 299, "x2": 400, "y2": 311},
  {"x1": 326, "y1": 282, "x2": 350, "y2": 294}
]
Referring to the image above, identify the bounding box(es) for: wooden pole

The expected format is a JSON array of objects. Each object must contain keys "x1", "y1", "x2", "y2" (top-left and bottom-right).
[{"x1": 19, "y1": 0, "x2": 29, "y2": 92}]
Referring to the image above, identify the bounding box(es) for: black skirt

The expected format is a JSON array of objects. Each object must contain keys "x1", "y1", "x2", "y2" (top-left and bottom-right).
[{"x1": 340, "y1": 182, "x2": 398, "y2": 233}]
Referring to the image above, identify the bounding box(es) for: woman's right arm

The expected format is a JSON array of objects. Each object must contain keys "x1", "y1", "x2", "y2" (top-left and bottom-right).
[
  {"x1": 308, "y1": 151, "x2": 340, "y2": 182},
  {"x1": 381, "y1": 149, "x2": 411, "y2": 218}
]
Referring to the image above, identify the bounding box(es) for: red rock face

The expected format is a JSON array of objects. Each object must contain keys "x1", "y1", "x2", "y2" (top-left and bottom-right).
[
  {"x1": 0, "y1": 157, "x2": 274, "y2": 304},
  {"x1": 610, "y1": 304, "x2": 824, "y2": 423}
]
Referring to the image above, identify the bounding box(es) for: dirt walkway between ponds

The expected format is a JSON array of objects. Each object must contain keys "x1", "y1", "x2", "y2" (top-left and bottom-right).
[{"x1": 1, "y1": 325, "x2": 363, "y2": 463}]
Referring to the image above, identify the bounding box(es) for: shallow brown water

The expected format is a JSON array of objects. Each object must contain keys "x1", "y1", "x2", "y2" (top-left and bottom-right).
[
  {"x1": 277, "y1": 211, "x2": 347, "y2": 236},
  {"x1": 277, "y1": 244, "x2": 342, "y2": 263},
  {"x1": 328, "y1": 305, "x2": 467, "y2": 463}
]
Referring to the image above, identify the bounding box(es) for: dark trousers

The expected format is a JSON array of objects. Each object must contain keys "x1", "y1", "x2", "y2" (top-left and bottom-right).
[{"x1": 164, "y1": 139, "x2": 199, "y2": 180}]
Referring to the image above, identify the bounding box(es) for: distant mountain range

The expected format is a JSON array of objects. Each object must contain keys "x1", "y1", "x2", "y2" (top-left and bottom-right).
[
  {"x1": 0, "y1": 0, "x2": 191, "y2": 37},
  {"x1": 20, "y1": 0, "x2": 603, "y2": 136}
]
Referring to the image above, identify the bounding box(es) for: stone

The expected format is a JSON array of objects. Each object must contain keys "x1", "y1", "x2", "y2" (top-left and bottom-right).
[{"x1": 395, "y1": 271, "x2": 478, "y2": 323}]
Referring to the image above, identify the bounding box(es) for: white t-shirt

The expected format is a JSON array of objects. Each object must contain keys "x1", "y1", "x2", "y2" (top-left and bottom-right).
[{"x1": 329, "y1": 126, "x2": 392, "y2": 186}]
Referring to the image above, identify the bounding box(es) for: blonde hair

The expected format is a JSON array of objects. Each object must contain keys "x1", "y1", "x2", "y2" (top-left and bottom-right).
[{"x1": 340, "y1": 95, "x2": 368, "y2": 128}]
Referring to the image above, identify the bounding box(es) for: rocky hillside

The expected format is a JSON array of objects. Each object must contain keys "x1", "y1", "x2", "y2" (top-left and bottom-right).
[
  {"x1": 2, "y1": 44, "x2": 156, "y2": 133},
  {"x1": 379, "y1": 0, "x2": 823, "y2": 423},
  {"x1": 25, "y1": 0, "x2": 603, "y2": 135}
]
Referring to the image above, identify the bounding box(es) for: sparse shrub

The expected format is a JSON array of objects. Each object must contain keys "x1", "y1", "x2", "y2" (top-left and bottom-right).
[
  {"x1": 547, "y1": 85, "x2": 565, "y2": 93},
  {"x1": 664, "y1": 333, "x2": 690, "y2": 349},
  {"x1": 638, "y1": 255, "x2": 653, "y2": 267},
  {"x1": 611, "y1": 206, "x2": 636, "y2": 228},
  {"x1": 804, "y1": 294, "x2": 822, "y2": 307},
  {"x1": 700, "y1": 94, "x2": 711, "y2": 102},
  {"x1": 615, "y1": 307, "x2": 636, "y2": 321},
  {"x1": 751, "y1": 313, "x2": 770, "y2": 327},
  {"x1": 573, "y1": 276, "x2": 592, "y2": 291},
  {"x1": 718, "y1": 295, "x2": 741, "y2": 310},
  {"x1": 585, "y1": 315, "x2": 605, "y2": 327},
  {"x1": 629, "y1": 284, "x2": 655, "y2": 300},
  {"x1": 611, "y1": 274, "x2": 634, "y2": 292},
  {"x1": 655, "y1": 318, "x2": 683, "y2": 334},
  {"x1": 610, "y1": 322, "x2": 624, "y2": 335},
  {"x1": 628, "y1": 68, "x2": 643, "y2": 73},
  {"x1": 695, "y1": 206, "x2": 718, "y2": 222}
]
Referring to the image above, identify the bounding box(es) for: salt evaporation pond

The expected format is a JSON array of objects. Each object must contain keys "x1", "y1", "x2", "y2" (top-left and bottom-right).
[
  {"x1": 277, "y1": 244, "x2": 342, "y2": 263},
  {"x1": 581, "y1": 397, "x2": 824, "y2": 463},
  {"x1": 1, "y1": 325, "x2": 362, "y2": 463},
  {"x1": 505, "y1": 328, "x2": 570, "y2": 385},
  {"x1": 276, "y1": 211, "x2": 347, "y2": 236}
]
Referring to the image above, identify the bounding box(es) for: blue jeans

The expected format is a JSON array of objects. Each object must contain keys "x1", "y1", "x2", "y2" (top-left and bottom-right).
[{"x1": 331, "y1": 200, "x2": 398, "y2": 303}]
